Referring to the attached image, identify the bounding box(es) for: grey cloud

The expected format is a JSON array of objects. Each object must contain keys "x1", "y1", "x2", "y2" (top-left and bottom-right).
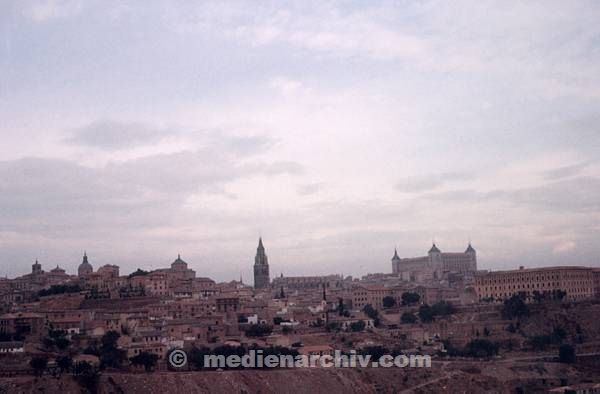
[
  {"x1": 509, "y1": 176, "x2": 600, "y2": 213},
  {"x1": 215, "y1": 134, "x2": 273, "y2": 156},
  {"x1": 395, "y1": 172, "x2": 473, "y2": 193},
  {"x1": 542, "y1": 162, "x2": 589, "y2": 180},
  {"x1": 262, "y1": 161, "x2": 304, "y2": 176},
  {"x1": 64, "y1": 120, "x2": 174, "y2": 150},
  {"x1": 0, "y1": 144, "x2": 304, "y2": 236},
  {"x1": 64, "y1": 120, "x2": 275, "y2": 157},
  {"x1": 297, "y1": 182, "x2": 324, "y2": 196},
  {"x1": 420, "y1": 177, "x2": 600, "y2": 214}
]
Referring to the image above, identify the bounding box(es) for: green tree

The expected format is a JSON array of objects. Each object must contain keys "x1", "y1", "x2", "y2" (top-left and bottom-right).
[
  {"x1": 419, "y1": 304, "x2": 434, "y2": 323},
  {"x1": 382, "y1": 296, "x2": 396, "y2": 308},
  {"x1": 338, "y1": 298, "x2": 346, "y2": 316},
  {"x1": 130, "y1": 352, "x2": 158, "y2": 372},
  {"x1": 464, "y1": 339, "x2": 499, "y2": 358},
  {"x1": 501, "y1": 294, "x2": 530, "y2": 320},
  {"x1": 245, "y1": 324, "x2": 273, "y2": 337},
  {"x1": 552, "y1": 290, "x2": 567, "y2": 301},
  {"x1": 99, "y1": 331, "x2": 126, "y2": 369},
  {"x1": 552, "y1": 327, "x2": 567, "y2": 344},
  {"x1": 530, "y1": 335, "x2": 553, "y2": 351},
  {"x1": 30, "y1": 356, "x2": 48, "y2": 376},
  {"x1": 38, "y1": 284, "x2": 82, "y2": 297},
  {"x1": 56, "y1": 355, "x2": 73, "y2": 373},
  {"x1": 532, "y1": 291, "x2": 545, "y2": 304},
  {"x1": 127, "y1": 268, "x2": 149, "y2": 279},
  {"x1": 360, "y1": 345, "x2": 388, "y2": 361},
  {"x1": 558, "y1": 344, "x2": 576, "y2": 364},
  {"x1": 73, "y1": 361, "x2": 99, "y2": 393},
  {"x1": 350, "y1": 320, "x2": 366, "y2": 332},
  {"x1": 363, "y1": 304, "x2": 380, "y2": 326},
  {"x1": 431, "y1": 301, "x2": 456, "y2": 316},
  {"x1": 401, "y1": 292, "x2": 420, "y2": 306},
  {"x1": 401, "y1": 312, "x2": 417, "y2": 324}
]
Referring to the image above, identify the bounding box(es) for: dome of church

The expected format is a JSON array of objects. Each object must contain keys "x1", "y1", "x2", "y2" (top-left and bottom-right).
[{"x1": 78, "y1": 252, "x2": 93, "y2": 277}]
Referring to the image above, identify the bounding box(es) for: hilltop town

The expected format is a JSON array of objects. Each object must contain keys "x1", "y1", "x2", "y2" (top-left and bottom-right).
[{"x1": 1, "y1": 239, "x2": 600, "y2": 393}]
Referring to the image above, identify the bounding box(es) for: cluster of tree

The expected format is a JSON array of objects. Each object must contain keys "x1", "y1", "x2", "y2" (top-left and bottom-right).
[
  {"x1": 273, "y1": 317, "x2": 291, "y2": 325},
  {"x1": 501, "y1": 294, "x2": 530, "y2": 320},
  {"x1": 532, "y1": 289, "x2": 567, "y2": 303},
  {"x1": 29, "y1": 356, "x2": 99, "y2": 391},
  {"x1": 185, "y1": 344, "x2": 299, "y2": 370},
  {"x1": 506, "y1": 322, "x2": 520, "y2": 333},
  {"x1": 244, "y1": 324, "x2": 273, "y2": 337},
  {"x1": 430, "y1": 301, "x2": 456, "y2": 316},
  {"x1": 30, "y1": 356, "x2": 48, "y2": 376},
  {"x1": 73, "y1": 361, "x2": 100, "y2": 393},
  {"x1": 84, "y1": 331, "x2": 127, "y2": 369},
  {"x1": 99, "y1": 331, "x2": 127, "y2": 369},
  {"x1": 528, "y1": 326, "x2": 568, "y2": 351},
  {"x1": 401, "y1": 312, "x2": 417, "y2": 324},
  {"x1": 43, "y1": 328, "x2": 71, "y2": 351},
  {"x1": 443, "y1": 339, "x2": 499, "y2": 358},
  {"x1": 362, "y1": 304, "x2": 380, "y2": 326},
  {"x1": 130, "y1": 351, "x2": 159, "y2": 372},
  {"x1": 418, "y1": 301, "x2": 457, "y2": 323},
  {"x1": 558, "y1": 344, "x2": 576, "y2": 363},
  {"x1": 401, "y1": 292, "x2": 421, "y2": 306},
  {"x1": 350, "y1": 320, "x2": 366, "y2": 332},
  {"x1": 56, "y1": 355, "x2": 73, "y2": 373},
  {"x1": 326, "y1": 321, "x2": 341, "y2": 332},
  {"x1": 281, "y1": 325, "x2": 293, "y2": 334},
  {"x1": 127, "y1": 268, "x2": 149, "y2": 279},
  {"x1": 38, "y1": 284, "x2": 82, "y2": 297},
  {"x1": 337, "y1": 298, "x2": 350, "y2": 317},
  {"x1": 382, "y1": 296, "x2": 396, "y2": 308}
]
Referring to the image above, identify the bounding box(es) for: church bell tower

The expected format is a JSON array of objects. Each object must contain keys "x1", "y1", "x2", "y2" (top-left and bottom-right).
[{"x1": 253, "y1": 237, "x2": 270, "y2": 289}]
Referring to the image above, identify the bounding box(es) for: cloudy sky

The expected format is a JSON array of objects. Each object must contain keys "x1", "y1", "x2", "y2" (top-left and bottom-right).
[{"x1": 1, "y1": 1, "x2": 600, "y2": 282}]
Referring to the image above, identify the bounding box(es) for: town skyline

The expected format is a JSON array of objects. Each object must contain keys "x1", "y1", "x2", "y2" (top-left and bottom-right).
[
  {"x1": 2, "y1": 1, "x2": 600, "y2": 284},
  {"x1": 3, "y1": 237, "x2": 598, "y2": 284}
]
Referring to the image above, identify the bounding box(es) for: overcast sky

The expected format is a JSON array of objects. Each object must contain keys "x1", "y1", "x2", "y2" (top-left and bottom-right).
[{"x1": 1, "y1": 1, "x2": 600, "y2": 282}]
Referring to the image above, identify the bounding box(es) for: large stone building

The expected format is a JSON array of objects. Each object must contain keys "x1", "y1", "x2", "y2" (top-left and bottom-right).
[
  {"x1": 153, "y1": 255, "x2": 196, "y2": 280},
  {"x1": 272, "y1": 274, "x2": 345, "y2": 291},
  {"x1": 474, "y1": 266, "x2": 599, "y2": 302},
  {"x1": 253, "y1": 238, "x2": 270, "y2": 289},
  {"x1": 391, "y1": 243, "x2": 477, "y2": 282}
]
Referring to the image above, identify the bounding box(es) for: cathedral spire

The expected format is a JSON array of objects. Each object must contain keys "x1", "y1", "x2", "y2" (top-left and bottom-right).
[{"x1": 253, "y1": 237, "x2": 270, "y2": 289}]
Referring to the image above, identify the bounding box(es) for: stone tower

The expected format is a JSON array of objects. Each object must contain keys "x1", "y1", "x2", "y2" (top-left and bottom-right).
[
  {"x1": 32, "y1": 259, "x2": 42, "y2": 275},
  {"x1": 253, "y1": 237, "x2": 270, "y2": 289},
  {"x1": 391, "y1": 248, "x2": 401, "y2": 274},
  {"x1": 465, "y1": 243, "x2": 477, "y2": 271},
  {"x1": 428, "y1": 243, "x2": 443, "y2": 278}
]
